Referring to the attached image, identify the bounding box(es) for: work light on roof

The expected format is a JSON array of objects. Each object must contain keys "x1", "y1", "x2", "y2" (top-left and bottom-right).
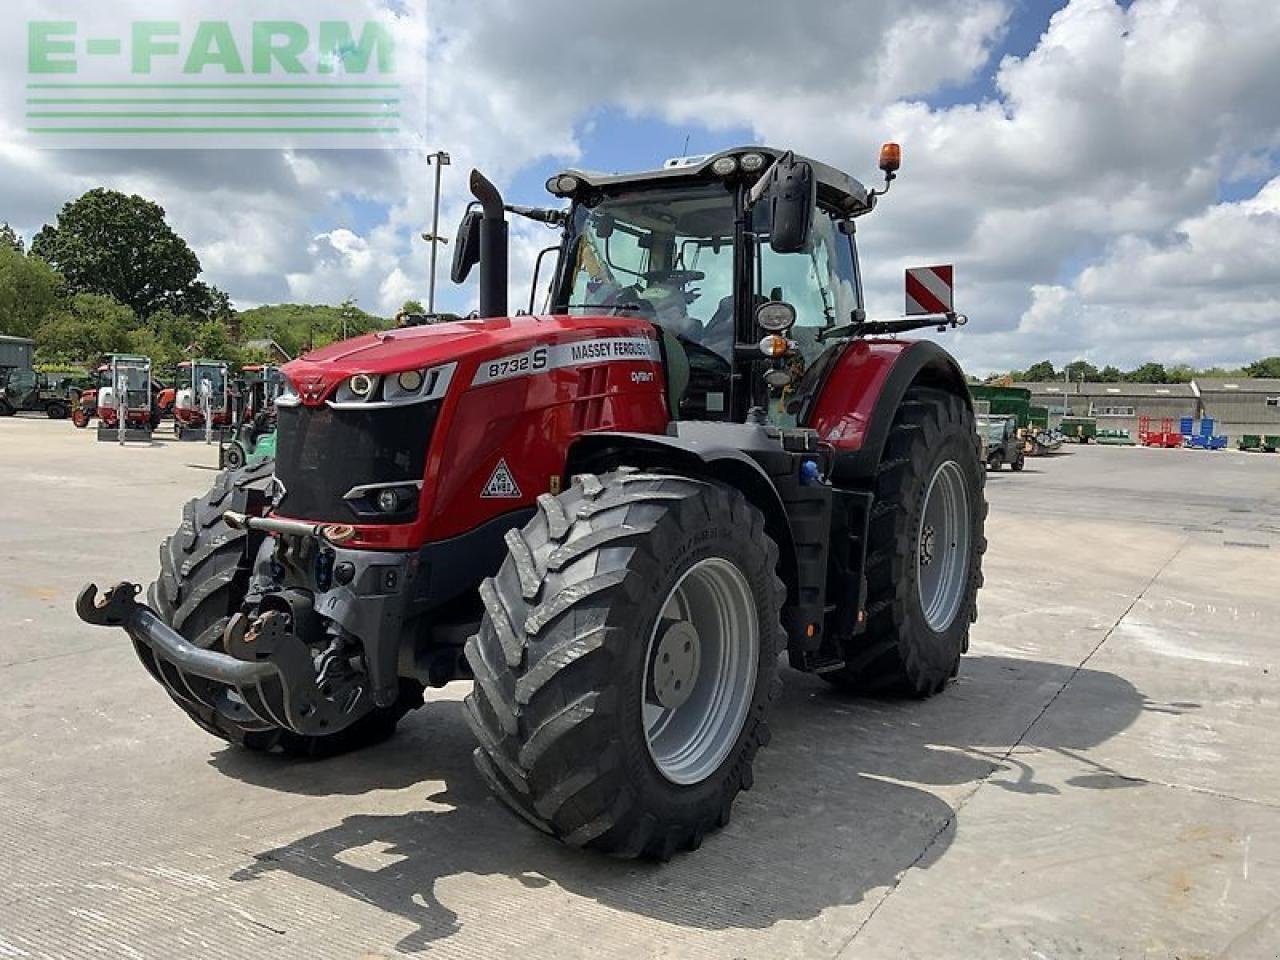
[
  {"x1": 739, "y1": 152, "x2": 766, "y2": 173},
  {"x1": 546, "y1": 174, "x2": 581, "y2": 197},
  {"x1": 711, "y1": 155, "x2": 739, "y2": 177}
]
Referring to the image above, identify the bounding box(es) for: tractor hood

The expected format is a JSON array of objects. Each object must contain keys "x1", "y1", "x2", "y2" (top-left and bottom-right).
[{"x1": 281, "y1": 313, "x2": 659, "y2": 402}]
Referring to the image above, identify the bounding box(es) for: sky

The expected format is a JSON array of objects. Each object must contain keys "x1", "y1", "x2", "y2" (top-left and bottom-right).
[{"x1": 2, "y1": 0, "x2": 1279, "y2": 375}]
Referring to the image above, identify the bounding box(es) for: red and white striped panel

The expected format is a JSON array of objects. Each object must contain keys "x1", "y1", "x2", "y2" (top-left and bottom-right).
[{"x1": 905, "y1": 265, "x2": 954, "y2": 316}]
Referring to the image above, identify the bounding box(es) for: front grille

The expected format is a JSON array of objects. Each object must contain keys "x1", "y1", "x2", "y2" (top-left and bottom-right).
[{"x1": 274, "y1": 402, "x2": 440, "y2": 523}]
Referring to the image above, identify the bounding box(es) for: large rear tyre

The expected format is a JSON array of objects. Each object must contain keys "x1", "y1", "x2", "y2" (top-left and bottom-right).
[
  {"x1": 45, "y1": 401, "x2": 69, "y2": 420},
  {"x1": 465, "y1": 471, "x2": 785, "y2": 859},
  {"x1": 825, "y1": 388, "x2": 986, "y2": 697},
  {"x1": 147, "y1": 459, "x2": 420, "y2": 757}
]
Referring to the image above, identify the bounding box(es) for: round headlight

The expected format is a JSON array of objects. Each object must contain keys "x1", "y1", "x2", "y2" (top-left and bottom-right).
[
  {"x1": 397, "y1": 369, "x2": 424, "y2": 393},
  {"x1": 376, "y1": 488, "x2": 401, "y2": 513},
  {"x1": 349, "y1": 373, "x2": 375, "y2": 397},
  {"x1": 758, "y1": 334, "x2": 790, "y2": 358},
  {"x1": 711, "y1": 156, "x2": 739, "y2": 177},
  {"x1": 739, "y1": 152, "x2": 766, "y2": 173},
  {"x1": 756, "y1": 300, "x2": 797, "y2": 332}
]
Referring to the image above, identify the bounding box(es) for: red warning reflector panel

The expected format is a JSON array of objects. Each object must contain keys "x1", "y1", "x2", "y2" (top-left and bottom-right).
[{"x1": 905, "y1": 265, "x2": 954, "y2": 316}]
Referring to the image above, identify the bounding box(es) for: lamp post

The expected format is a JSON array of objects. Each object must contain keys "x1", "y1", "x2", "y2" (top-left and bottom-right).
[{"x1": 424, "y1": 151, "x2": 452, "y2": 314}]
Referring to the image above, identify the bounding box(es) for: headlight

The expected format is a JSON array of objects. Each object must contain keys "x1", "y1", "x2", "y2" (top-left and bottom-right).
[
  {"x1": 376, "y1": 488, "x2": 401, "y2": 513},
  {"x1": 711, "y1": 155, "x2": 739, "y2": 176},
  {"x1": 756, "y1": 300, "x2": 797, "y2": 332},
  {"x1": 275, "y1": 377, "x2": 300, "y2": 407},
  {"x1": 328, "y1": 362, "x2": 457, "y2": 409}
]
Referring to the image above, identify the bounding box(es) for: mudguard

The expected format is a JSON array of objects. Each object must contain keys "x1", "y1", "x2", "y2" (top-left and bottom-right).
[{"x1": 800, "y1": 338, "x2": 971, "y2": 484}]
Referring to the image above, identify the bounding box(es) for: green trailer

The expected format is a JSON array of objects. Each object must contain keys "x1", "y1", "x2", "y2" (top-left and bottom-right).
[
  {"x1": 969, "y1": 385, "x2": 1034, "y2": 428},
  {"x1": 1059, "y1": 416, "x2": 1097, "y2": 443},
  {"x1": 1240, "y1": 435, "x2": 1280, "y2": 452}
]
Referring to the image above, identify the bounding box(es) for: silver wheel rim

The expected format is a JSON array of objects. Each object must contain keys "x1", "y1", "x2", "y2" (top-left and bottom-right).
[
  {"x1": 642, "y1": 557, "x2": 758, "y2": 785},
  {"x1": 917, "y1": 460, "x2": 972, "y2": 632}
]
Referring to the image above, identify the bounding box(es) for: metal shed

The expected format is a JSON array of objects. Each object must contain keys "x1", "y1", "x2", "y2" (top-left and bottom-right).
[
  {"x1": 1195, "y1": 378, "x2": 1280, "y2": 442},
  {"x1": 0, "y1": 335, "x2": 35, "y2": 371}
]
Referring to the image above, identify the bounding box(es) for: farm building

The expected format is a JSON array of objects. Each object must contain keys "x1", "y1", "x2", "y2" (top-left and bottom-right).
[
  {"x1": 1196, "y1": 378, "x2": 1280, "y2": 441},
  {"x1": 0, "y1": 335, "x2": 34, "y2": 371},
  {"x1": 1024, "y1": 381, "x2": 1200, "y2": 440}
]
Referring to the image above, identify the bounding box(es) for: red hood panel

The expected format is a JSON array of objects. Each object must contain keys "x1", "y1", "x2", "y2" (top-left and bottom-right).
[{"x1": 285, "y1": 314, "x2": 652, "y2": 379}]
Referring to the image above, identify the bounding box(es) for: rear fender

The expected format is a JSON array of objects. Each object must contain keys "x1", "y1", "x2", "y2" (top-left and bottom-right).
[
  {"x1": 803, "y1": 338, "x2": 971, "y2": 484},
  {"x1": 567, "y1": 424, "x2": 800, "y2": 611}
]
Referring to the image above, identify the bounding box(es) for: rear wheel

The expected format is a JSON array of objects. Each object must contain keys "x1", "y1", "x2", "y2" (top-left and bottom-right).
[
  {"x1": 0, "y1": 399, "x2": 14, "y2": 417},
  {"x1": 465, "y1": 471, "x2": 784, "y2": 859},
  {"x1": 147, "y1": 459, "x2": 420, "y2": 757},
  {"x1": 1011, "y1": 452, "x2": 1025, "y2": 471},
  {"x1": 222, "y1": 442, "x2": 246, "y2": 470},
  {"x1": 825, "y1": 388, "x2": 986, "y2": 696},
  {"x1": 45, "y1": 401, "x2": 69, "y2": 420}
]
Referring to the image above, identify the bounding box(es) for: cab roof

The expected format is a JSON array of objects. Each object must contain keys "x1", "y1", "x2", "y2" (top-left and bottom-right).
[{"x1": 553, "y1": 146, "x2": 872, "y2": 218}]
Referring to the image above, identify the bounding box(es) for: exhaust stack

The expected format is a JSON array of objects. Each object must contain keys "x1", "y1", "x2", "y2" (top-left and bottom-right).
[{"x1": 469, "y1": 169, "x2": 508, "y2": 319}]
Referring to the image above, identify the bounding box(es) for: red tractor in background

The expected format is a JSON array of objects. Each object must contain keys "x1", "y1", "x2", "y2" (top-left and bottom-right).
[
  {"x1": 79, "y1": 145, "x2": 986, "y2": 859},
  {"x1": 171, "y1": 359, "x2": 232, "y2": 441}
]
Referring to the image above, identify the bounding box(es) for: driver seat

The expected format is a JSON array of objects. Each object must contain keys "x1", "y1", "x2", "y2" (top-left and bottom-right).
[{"x1": 655, "y1": 325, "x2": 691, "y2": 418}]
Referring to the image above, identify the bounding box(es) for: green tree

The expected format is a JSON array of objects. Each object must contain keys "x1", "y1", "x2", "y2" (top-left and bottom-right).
[
  {"x1": 30, "y1": 188, "x2": 202, "y2": 317},
  {"x1": 400, "y1": 299, "x2": 425, "y2": 315},
  {"x1": 35, "y1": 293, "x2": 135, "y2": 363},
  {"x1": 1020, "y1": 360, "x2": 1057, "y2": 382},
  {"x1": 1064, "y1": 359, "x2": 1099, "y2": 382},
  {"x1": 237, "y1": 302, "x2": 389, "y2": 357},
  {"x1": 1245, "y1": 357, "x2": 1280, "y2": 378},
  {"x1": 1165, "y1": 364, "x2": 1196, "y2": 384},
  {"x1": 1128, "y1": 362, "x2": 1168, "y2": 383},
  {"x1": 0, "y1": 223, "x2": 23, "y2": 254},
  {"x1": 0, "y1": 245, "x2": 64, "y2": 339},
  {"x1": 1096, "y1": 365, "x2": 1124, "y2": 382}
]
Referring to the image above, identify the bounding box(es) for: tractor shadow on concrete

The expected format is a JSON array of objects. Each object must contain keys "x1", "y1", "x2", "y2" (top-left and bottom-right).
[{"x1": 221, "y1": 654, "x2": 1172, "y2": 952}]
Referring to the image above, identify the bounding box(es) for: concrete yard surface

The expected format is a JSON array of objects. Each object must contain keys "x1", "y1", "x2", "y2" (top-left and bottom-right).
[{"x1": 1, "y1": 416, "x2": 1279, "y2": 959}]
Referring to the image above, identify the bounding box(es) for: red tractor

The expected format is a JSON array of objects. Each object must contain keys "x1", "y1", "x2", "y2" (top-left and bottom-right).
[{"x1": 78, "y1": 145, "x2": 986, "y2": 859}]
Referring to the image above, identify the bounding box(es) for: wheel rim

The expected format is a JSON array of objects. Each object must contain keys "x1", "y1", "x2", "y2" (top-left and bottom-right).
[
  {"x1": 642, "y1": 557, "x2": 758, "y2": 785},
  {"x1": 917, "y1": 460, "x2": 972, "y2": 632}
]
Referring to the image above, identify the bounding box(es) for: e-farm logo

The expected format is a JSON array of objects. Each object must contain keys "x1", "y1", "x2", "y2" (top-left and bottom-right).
[{"x1": 19, "y1": 5, "x2": 425, "y2": 149}]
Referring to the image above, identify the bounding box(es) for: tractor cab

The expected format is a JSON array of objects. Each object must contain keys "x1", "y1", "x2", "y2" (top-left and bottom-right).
[
  {"x1": 173, "y1": 359, "x2": 231, "y2": 440},
  {"x1": 454, "y1": 145, "x2": 959, "y2": 429}
]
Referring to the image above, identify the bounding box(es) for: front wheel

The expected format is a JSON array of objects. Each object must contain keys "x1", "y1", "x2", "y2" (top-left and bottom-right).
[
  {"x1": 465, "y1": 471, "x2": 785, "y2": 859},
  {"x1": 825, "y1": 387, "x2": 986, "y2": 696},
  {"x1": 72, "y1": 407, "x2": 90, "y2": 428},
  {"x1": 222, "y1": 442, "x2": 246, "y2": 470}
]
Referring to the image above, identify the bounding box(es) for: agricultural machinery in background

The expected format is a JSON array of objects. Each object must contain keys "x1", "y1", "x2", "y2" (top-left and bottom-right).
[
  {"x1": 78, "y1": 143, "x2": 988, "y2": 860},
  {"x1": 92, "y1": 355, "x2": 155, "y2": 443},
  {"x1": 0, "y1": 367, "x2": 75, "y2": 419},
  {"x1": 219, "y1": 365, "x2": 283, "y2": 470},
  {"x1": 977, "y1": 414, "x2": 1025, "y2": 471},
  {"x1": 172, "y1": 359, "x2": 231, "y2": 442}
]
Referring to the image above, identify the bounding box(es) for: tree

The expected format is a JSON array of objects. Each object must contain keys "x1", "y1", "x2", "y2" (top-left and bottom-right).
[
  {"x1": 1128, "y1": 362, "x2": 1168, "y2": 383},
  {"x1": 1064, "y1": 359, "x2": 1099, "y2": 382},
  {"x1": 1020, "y1": 360, "x2": 1057, "y2": 382},
  {"x1": 35, "y1": 293, "x2": 135, "y2": 363},
  {"x1": 1096, "y1": 365, "x2": 1124, "y2": 383},
  {"x1": 1245, "y1": 357, "x2": 1280, "y2": 378},
  {"x1": 0, "y1": 245, "x2": 64, "y2": 339},
  {"x1": 400, "y1": 299, "x2": 425, "y2": 315},
  {"x1": 0, "y1": 223, "x2": 23, "y2": 254},
  {"x1": 1165, "y1": 364, "x2": 1195, "y2": 384},
  {"x1": 30, "y1": 188, "x2": 202, "y2": 318}
]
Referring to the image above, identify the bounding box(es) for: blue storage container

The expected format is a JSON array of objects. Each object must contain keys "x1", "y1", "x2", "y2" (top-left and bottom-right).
[
  {"x1": 1200, "y1": 418, "x2": 1215, "y2": 437},
  {"x1": 1180, "y1": 417, "x2": 1194, "y2": 435}
]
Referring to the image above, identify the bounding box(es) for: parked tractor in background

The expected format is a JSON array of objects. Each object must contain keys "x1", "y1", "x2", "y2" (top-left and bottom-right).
[
  {"x1": 172, "y1": 359, "x2": 231, "y2": 441},
  {"x1": 219, "y1": 365, "x2": 283, "y2": 470},
  {"x1": 977, "y1": 414, "x2": 1025, "y2": 471},
  {"x1": 94, "y1": 355, "x2": 155, "y2": 443},
  {"x1": 78, "y1": 144, "x2": 987, "y2": 860},
  {"x1": 0, "y1": 367, "x2": 74, "y2": 419}
]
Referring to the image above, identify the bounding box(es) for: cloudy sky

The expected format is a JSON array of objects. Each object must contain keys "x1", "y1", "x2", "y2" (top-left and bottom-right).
[{"x1": 2, "y1": 0, "x2": 1279, "y2": 375}]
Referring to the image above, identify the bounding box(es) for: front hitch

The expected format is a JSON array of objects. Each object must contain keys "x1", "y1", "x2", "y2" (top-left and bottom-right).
[{"x1": 76, "y1": 582, "x2": 374, "y2": 736}]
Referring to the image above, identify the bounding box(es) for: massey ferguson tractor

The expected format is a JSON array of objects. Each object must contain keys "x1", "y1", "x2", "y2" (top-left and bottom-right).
[{"x1": 78, "y1": 145, "x2": 986, "y2": 859}]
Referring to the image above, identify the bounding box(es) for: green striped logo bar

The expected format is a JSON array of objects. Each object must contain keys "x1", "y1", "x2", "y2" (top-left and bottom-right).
[{"x1": 18, "y1": 5, "x2": 426, "y2": 150}]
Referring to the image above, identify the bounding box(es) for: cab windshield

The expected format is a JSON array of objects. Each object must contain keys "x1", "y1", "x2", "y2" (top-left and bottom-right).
[{"x1": 562, "y1": 184, "x2": 738, "y2": 360}]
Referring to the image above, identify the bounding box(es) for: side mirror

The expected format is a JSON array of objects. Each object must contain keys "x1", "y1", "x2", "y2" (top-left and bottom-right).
[
  {"x1": 450, "y1": 209, "x2": 482, "y2": 284},
  {"x1": 763, "y1": 153, "x2": 815, "y2": 255}
]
